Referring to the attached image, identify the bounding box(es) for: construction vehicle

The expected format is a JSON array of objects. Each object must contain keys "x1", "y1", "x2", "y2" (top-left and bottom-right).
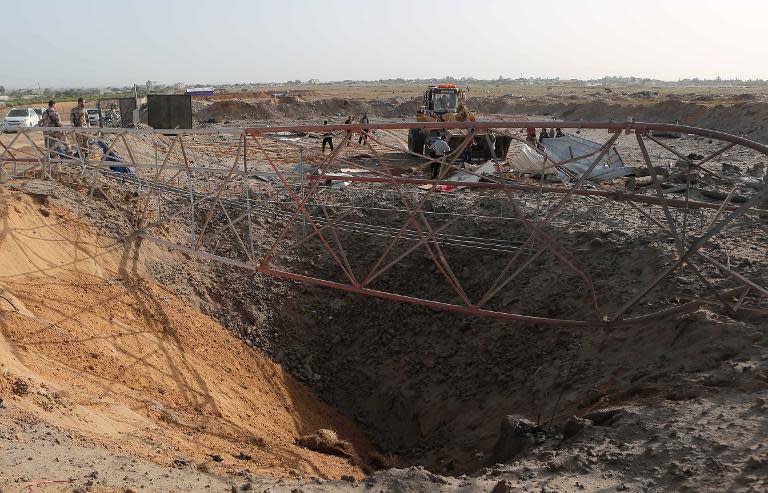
[{"x1": 407, "y1": 84, "x2": 512, "y2": 160}]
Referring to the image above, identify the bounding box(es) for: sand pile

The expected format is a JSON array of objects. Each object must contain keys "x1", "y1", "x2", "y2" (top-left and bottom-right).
[
  {"x1": 196, "y1": 97, "x2": 420, "y2": 122},
  {"x1": 197, "y1": 93, "x2": 768, "y2": 143},
  {"x1": 0, "y1": 186, "x2": 371, "y2": 486}
]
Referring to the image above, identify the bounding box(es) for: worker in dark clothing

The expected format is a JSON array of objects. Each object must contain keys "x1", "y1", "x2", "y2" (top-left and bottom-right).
[
  {"x1": 555, "y1": 128, "x2": 564, "y2": 138},
  {"x1": 539, "y1": 128, "x2": 550, "y2": 143},
  {"x1": 322, "y1": 120, "x2": 334, "y2": 152},
  {"x1": 358, "y1": 112, "x2": 369, "y2": 144}
]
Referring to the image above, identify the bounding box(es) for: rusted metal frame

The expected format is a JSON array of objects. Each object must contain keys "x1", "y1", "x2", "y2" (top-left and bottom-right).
[
  {"x1": 671, "y1": 291, "x2": 768, "y2": 316},
  {"x1": 361, "y1": 130, "x2": 475, "y2": 305},
  {"x1": 357, "y1": 134, "x2": 477, "y2": 295},
  {"x1": 0, "y1": 132, "x2": 21, "y2": 160},
  {"x1": 637, "y1": 134, "x2": 741, "y2": 311},
  {"x1": 317, "y1": 203, "x2": 358, "y2": 285},
  {"x1": 259, "y1": 264, "x2": 602, "y2": 327},
  {"x1": 696, "y1": 252, "x2": 768, "y2": 299},
  {"x1": 334, "y1": 136, "x2": 474, "y2": 300},
  {"x1": 194, "y1": 135, "x2": 243, "y2": 250},
  {"x1": 476, "y1": 241, "x2": 545, "y2": 309},
  {"x1": 472, "y1": 134, "x2": 619, "y2": 310},
  {"x1": 636, "y1": 132, "x2": 686, "y2": 253},
  {"x1": 624, "y1": 199, "x2": 738, "y2": 312},
  {"x1": 704, "y1": 186, "x2": 737, "y2": 232},
  {"x1": 18, "y1": 130, "x2": 49, "y2": 179},
  {"x1": 610, "y1": 185, "x2": 768, "y2": 321},
  {"x1": 476, "y1": 189, "x2": 601, "y2": 316},
  {"x1": 119, "y1": 133, "x2": 139, "y2": 173},
  {"x1": 358, "y1": 131, "x2": 475, "y2": 292},
  {"x1": 455, "y1": 186, "x2": 599, "y2": 309},
  {"x1": 140, "y1": 229, "x2": 602, "y2": 327},
  {"x1": 270, "y1": 209, "x2": 357, "y2": 257},
  {"x1": 254, "y1": 133, "x2": 359, "y2": 286},
  {"x1": 177, "y1": 134, "x2": 197, "y2": 245},
  {"x1": 135, "y1": 184, "x2": 222, "y2": 237},
  {"x1": 626, "y1": 199, "x2": 768, "y2": 302},
  {"x1": 681, "y1": 160, "x2": 693, "y2": 248},
  {"x1": 619, "y1": 287, "x2": 749, "y2": 325},
  {"x1": 242, "y1": 132, "x2": 256, "y2": 261},
  {"x1": 412, "y1": 210, "x2": 474, "y2": 306},
  {"x1": 137, "y1": 134, "x2": 179, "y2": 229},
  {"x1": 515, "y1": 195, "x2": 601, "y2": 316},
  {"x1": 214, "y1": 196, "x2": 255, "y2": 264},
  {"x1": 156, "y1": 159, "x2": 186, "y2": 188},
  {"x1": 257, "y1": 130, "x2": 352, "y2": 265},
  {"x1": 698, "y1": 142, "x2": 737, "y2": 167},
  {"x1": 645, "y1": 134, "x2": 726, "y2": 182},
  {"x1": 734, "y1": 287, "x2": 751, "y2": 312},
  {"x1": 360, "y1": 214, "x2": 467, "y2": 287}
]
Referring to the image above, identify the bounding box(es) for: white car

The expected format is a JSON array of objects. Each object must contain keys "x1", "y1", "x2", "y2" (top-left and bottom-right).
[
  {"x1": 2, "y1": 107, "x2": 40, "y2": 132},
  {"x1": 87, "y1": 108, "x2": 100, "y2": 126}
]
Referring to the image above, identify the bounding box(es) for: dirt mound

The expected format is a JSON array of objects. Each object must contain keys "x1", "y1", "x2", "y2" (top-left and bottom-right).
[
  {"x1": 0, "y1": 187, "x2": 372, "y2": 484},
  {"x1": 468, "y1": 96, "x2": 768, "y2": 143},
  {"x1": 196, "y1": 97, "x2": 419, "y2": 122},
  {"x1": 197, "y1": 92, "x2": 768, "y2": 143}
]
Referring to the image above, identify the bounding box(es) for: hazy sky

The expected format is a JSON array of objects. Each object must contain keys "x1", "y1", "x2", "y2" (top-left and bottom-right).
[{"x1": 4, "y1": 0, "x2": 766, "y2": 88}]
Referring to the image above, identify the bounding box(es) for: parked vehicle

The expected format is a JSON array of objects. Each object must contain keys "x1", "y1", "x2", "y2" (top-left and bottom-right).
[
  {"x1": 87, "y1": 108, "x2": 100, "y2": 126},
  {"x1": 2, "y1": 107, "x2": 40, "y2": 132}
]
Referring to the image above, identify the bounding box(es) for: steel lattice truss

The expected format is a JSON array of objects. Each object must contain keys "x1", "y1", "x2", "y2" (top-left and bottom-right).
[{"x1": 1, "y1": 121, "x2": 767, "y2": 327}]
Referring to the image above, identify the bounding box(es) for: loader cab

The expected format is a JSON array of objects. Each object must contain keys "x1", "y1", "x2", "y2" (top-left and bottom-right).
[{"x1": 422, "y1": 84, "x2": 462, "y2": 115}]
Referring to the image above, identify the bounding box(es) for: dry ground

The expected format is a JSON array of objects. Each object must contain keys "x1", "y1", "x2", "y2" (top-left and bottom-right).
[{"x1": 0, "y1": 187, "x2": 373, "y2": 492}]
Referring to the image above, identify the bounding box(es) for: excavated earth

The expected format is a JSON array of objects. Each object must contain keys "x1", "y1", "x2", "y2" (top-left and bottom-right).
[
  {"x1": 2, "y1": 96, "x2": 768, "y2": 492},
  {"x1": 195, "y1": 92, "x2": 768, "y2": 144}
]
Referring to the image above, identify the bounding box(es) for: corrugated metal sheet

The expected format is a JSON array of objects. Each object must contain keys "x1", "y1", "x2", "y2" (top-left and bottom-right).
[{"x1": 541, "y1": 134, "x2": 633, "y2": 181}]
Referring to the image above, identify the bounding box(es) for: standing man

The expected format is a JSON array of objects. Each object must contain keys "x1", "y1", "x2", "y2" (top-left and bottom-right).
[
  {"x1": 38, "y1": 100, "x2": 70, "y2": 158},
  {"x1": 343, "y1": 114, "x2": 353, "y2": 145},
  {"x1": 70, "y1": 97, "x2": 90, "y2": 158},
  {"x1": 322, "y1": 120, "x2": 334, "y2": 152},
  {"x1": 358, "y1": 112, "x2": 369, "y2": 145},
  {"x1": 427, "y1": 135, "x2": 451, "y2": 179}
]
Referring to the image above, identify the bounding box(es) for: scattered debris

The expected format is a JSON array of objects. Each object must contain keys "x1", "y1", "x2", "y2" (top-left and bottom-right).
[
  {"x1": 491, "y1": 415, "x2": 546, "y2": 463},
  {"x1": 583, "y1": 407, "x2": 625, "y2": 426},
  {"x1": 295, "y1": 429, "x2": 355, "y2": 458},
  {"x1": 562, "y1": 416, "x2": 592, "y2": 440}
]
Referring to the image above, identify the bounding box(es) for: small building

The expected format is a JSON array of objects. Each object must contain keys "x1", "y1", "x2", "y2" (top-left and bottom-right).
[{"x1": 185, "y1": 87, "x2": 214, "y2": 97}]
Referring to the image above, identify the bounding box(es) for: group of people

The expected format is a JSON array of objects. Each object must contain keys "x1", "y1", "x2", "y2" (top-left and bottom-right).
[
  {"x1": 427, "y1": 129, "x2": 497, "y2": 179},
  {"x1": 38, "y1": 98, "x2": 91, "y2": 158},
  {"x1": 321, "y1": 112, "x2": 370, "y2": 152},
  {"x1": 526, "y1": 127, "x2": 564, "y2": 146}
]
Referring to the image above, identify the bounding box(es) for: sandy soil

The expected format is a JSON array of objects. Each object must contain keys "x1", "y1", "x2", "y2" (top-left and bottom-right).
[{"x1": 0, "y1": 187, "x2": 373, "y2": 492}]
